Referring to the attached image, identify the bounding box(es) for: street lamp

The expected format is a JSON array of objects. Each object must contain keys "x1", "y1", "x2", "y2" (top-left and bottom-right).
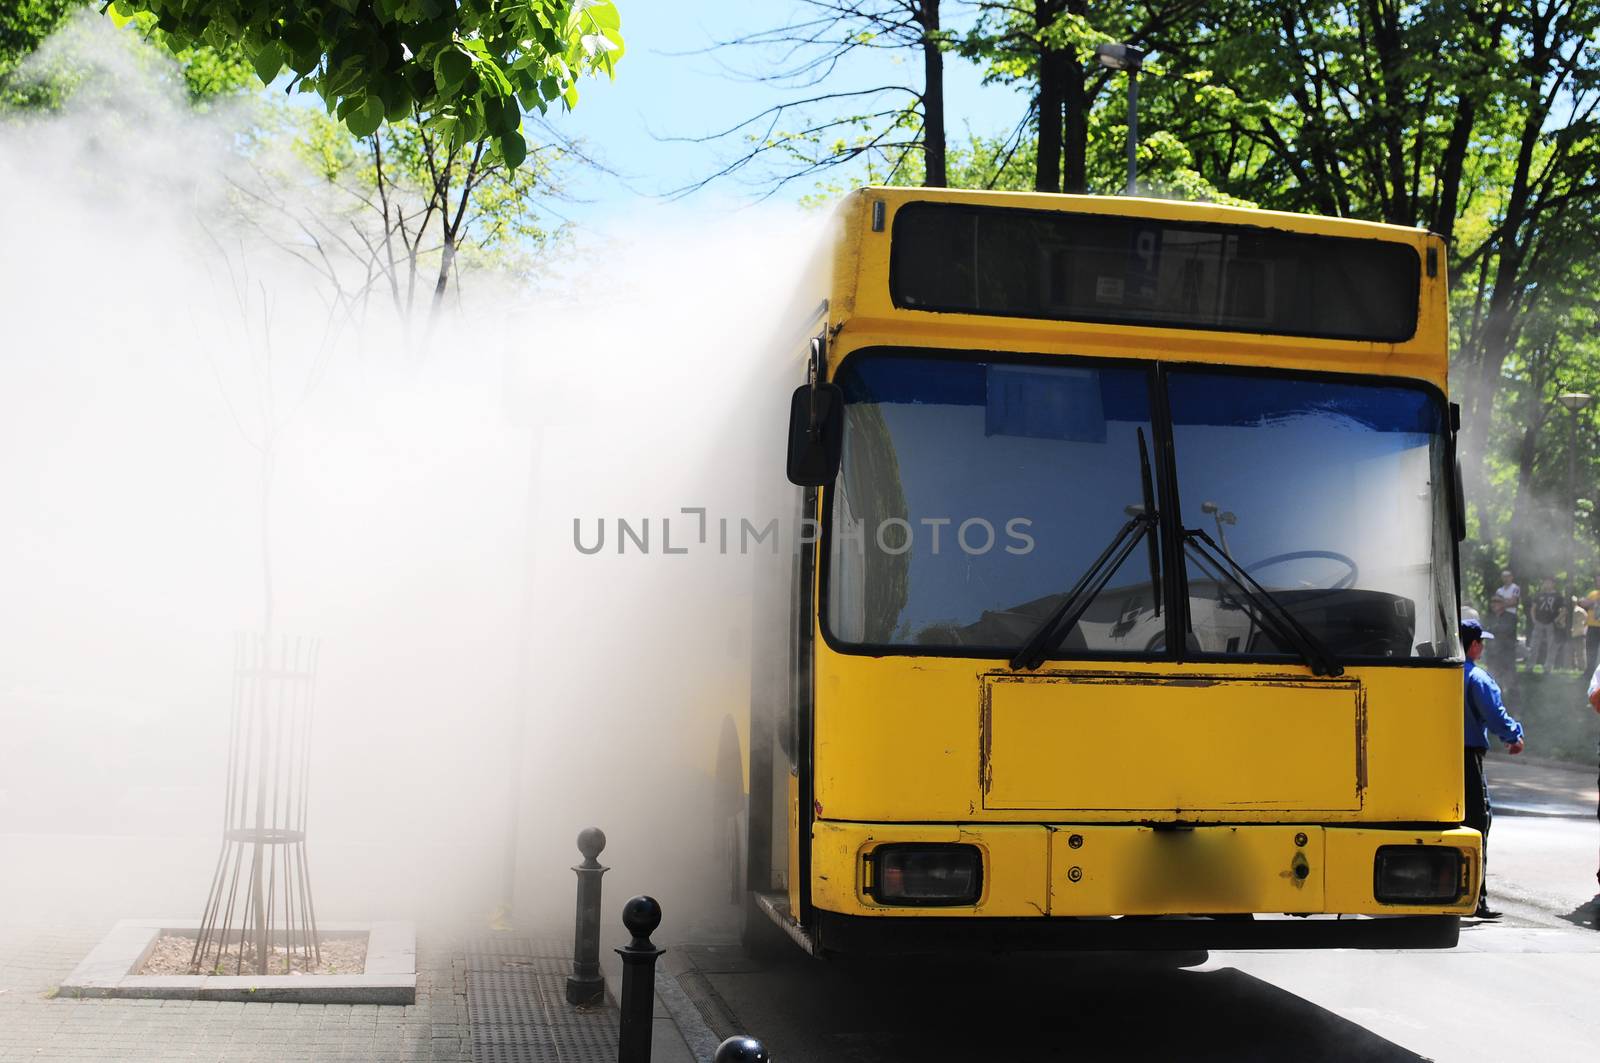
[
  {"x1": 1095, "y1": 43, "x2": 1146, "y2": 196},
  {"x1": 1559, "y1": 391, "x2": 1592, "y2": 586},
  {"x1": 1200, "y1": 500, "x2": 1236, "y2": 559}
]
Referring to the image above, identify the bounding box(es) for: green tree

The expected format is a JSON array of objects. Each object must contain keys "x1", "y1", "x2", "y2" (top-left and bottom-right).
[
  {"x1": 0, "y1": 0, "x2": 78, "y2": 106},
  {"x1": 676, "y1": 1, "x2": 951, "y2": 195},
  {"x1": 3, "y1": 1, "x2": 256, "y2": 107},
  {"x1": 963, "y1": 2, "x2": 1210, "y2": 194},
  {"x1": 3, "y1": 4, "x2": 594, "y2": 333},
  {"x1": 1104, "y1": 0, "x2": 1600, "y2": 600},
  {"x1": 107, "y1": 0, "x2": 624, "y2": 169},
  {"x1": 961, "y1": 2, "x2": 1078, "y2": 191},
  {"x1": 253, "y1": 107, "x2": 582, "y2": 326},
  {"x1": 935, "y1": 1, "x2": 1600, "y2": 604},
  {"x1": 0, "y1": 0, "x2": 79, "y2": 74}
]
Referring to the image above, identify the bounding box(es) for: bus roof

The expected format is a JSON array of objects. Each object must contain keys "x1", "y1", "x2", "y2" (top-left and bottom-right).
[
  {"x1": 811, "y1": 187, "x2": 1449, "y2": 391},
  {"x1": 849, "y1": 186, "x2": 1437, "y2": 244}
]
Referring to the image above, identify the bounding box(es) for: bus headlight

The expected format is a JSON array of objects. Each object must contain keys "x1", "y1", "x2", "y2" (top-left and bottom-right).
[
  {"x1": 1373, "y1": 846, "x2": 1464, "y2": 904},
  {"x1": 867, "y1": 844, "x2": 982, "y2": 906}
]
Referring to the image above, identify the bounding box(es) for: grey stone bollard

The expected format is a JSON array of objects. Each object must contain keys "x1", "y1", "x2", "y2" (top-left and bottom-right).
[
  {"x1": 616, "y1": 895, "x2": 666, "y2": 1063},
  {"x1": 566, "y1": 828, "x2": 609, "y2": 1005},
  {"x1": 713, "y1": 1035, "x2": 771, "y2": 1062}
]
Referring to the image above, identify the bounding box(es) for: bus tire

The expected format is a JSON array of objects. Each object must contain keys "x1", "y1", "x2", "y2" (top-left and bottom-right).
[{"x1": 1383, "y1": 915, "x2": 1459, "y2": 949}]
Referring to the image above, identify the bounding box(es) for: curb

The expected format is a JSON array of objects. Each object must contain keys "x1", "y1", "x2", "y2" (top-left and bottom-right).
[
  {"x1": 602, "y1": 949, "x2": 707, "y2": 1063},
  {"x1": 653, "y1": 960, "x2": 724, "y2": 1061}
]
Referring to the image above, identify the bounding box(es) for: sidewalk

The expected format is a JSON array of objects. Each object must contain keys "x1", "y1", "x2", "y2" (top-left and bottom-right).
[
  {"x1": 1485, "y1": 750, "x2": 1597, "y2": 818},
  {"x1": 0, "y1": 920, "x2": 713, "y2": 1063},
  {"x1": 0, "y1": 825, "x2": 720, "y2": 1063},
  {"x1": 0, "y1": 922, "x2": 471, "y2": 1062},
  {"x1": 462, "y1": 931, "x2": 702, "y2": 1063}
]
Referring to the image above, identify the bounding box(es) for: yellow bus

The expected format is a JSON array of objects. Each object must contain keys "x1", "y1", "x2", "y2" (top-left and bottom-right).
[{"x1": 742, "y1": 186, "x2": 1475, "y2": 954}]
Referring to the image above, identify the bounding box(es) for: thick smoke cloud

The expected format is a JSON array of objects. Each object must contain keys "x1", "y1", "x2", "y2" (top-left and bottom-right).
[{"x1": 0, "y1": 14, "x2": 810, "y2": 945}]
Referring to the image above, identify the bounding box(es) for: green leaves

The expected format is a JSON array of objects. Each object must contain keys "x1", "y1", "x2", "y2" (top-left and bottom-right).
[
  {"x1": 500, "y1": 127, "x2": 527, "y2": 169},
  {"x1": 249, "y1": 43, "x2": 284, "y2": 84},
  {"x1": 108, "y1": 0, "x2": 626, "y2": 169},
  {"x1": 434, "y1": 47, "x2": 472, "y2": 96},
  {"x1": 484, "y1": 94, "x2": 521, "y2": 135},
  {"x1": 279, "y1": 23, "x2": 320, "y2": 75},
  {"x1": 345, "y1": 95, "x2": 386, "y2": 137}
]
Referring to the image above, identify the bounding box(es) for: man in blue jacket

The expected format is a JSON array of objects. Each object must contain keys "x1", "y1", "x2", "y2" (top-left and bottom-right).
[
  {"x1": 1462, "y1": 618, "x2": 1526, "y2": 919},
  {"x1": 1585, "y1": 662, "x2": 1600, "y2": 889}
]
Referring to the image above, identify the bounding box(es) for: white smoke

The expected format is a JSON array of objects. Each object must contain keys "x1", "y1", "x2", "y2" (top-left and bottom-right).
[{"x1": 0, "y1": 13, "x2": 815, "y2": 944}]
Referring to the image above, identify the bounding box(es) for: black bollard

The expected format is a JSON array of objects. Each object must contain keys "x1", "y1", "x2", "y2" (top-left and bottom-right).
[
  {"x1": 565, "y1": 827, "x2": 609, "y2": 1006},
  {"x1": 713, "y1": 1035, "x2": 771, "y2": 1062},
  {"x1": 615, "y1": 895, "x2": 666, "y2": 1063}
]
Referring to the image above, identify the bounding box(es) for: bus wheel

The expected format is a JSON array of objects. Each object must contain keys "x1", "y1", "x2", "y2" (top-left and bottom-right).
[{"x1": 1383, "y1": 915, "x2": 1459, "y2": 948}]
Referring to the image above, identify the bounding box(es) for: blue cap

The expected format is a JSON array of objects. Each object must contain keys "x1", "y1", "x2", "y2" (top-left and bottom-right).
[{"x1": 1460, "y1": 618, "x2": 1493, "y2": 643}]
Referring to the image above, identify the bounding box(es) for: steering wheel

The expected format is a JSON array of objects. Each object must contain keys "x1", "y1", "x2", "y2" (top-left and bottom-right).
[{"x1": 1243, "y1": 550, "x2": 1359, "y2": 591}]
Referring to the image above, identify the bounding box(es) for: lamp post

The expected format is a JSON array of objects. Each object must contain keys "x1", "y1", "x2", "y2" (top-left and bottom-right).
[
  {"x1": 1095, "y1": 43, "x2": 1146, "y2": 195},
  {"x1": 1201, "y1": 500, "x2": 1237, "y2": 560},
  {"x1": 1559, "y1": 391, "x2": 1592, "y2": 584}
]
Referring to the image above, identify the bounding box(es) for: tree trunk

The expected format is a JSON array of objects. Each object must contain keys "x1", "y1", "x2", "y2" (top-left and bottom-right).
[
  {"x1": 429, "y1": 141, "x2": 486, "y2": 320},
  {"x1": 1432, "y1": 4, "x2": 1506, "y2": 247},
  {"x1": 431, "y1": 237, "x2": 457, "y2": 313},
  {"x1": 1506, "y1": 381, "x2": 1545, "y2": 581},
  {"x1": 1034, "y1": 1, "x2": 1064, "y2": 193},
  {"x1": 920, "y1": 1, "x2": 946, "y2": 187},
  {"x1": 1363, "y1": 0, "x2": 1413, "y2": 224},
  {"x1": 369, "y1": 133, "x2": 409, "y2": 323},
  {"x1": 1061, "y1": 0, "x2": 1088, "y2": 193},
  {"x1": 1458, "y1": 113, "x2": 1542, "y2": 476},
  {"x1": 1431, "y1": 95, "x2": 1476, "y2": 246}
]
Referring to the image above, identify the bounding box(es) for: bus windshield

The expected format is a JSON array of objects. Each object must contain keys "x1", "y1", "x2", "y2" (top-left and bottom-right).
[
  {"x1": 826, "y1": 352, "x2": 1161, "y2": 654},
  {"x1": 1168, "y1": 369, "x2": 1459, "y2": 661},
  {"x1": 824, "y1": 350, "x2": 1459, "y2": 663}
]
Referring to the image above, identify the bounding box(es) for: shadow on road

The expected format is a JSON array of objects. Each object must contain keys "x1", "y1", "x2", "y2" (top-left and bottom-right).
[
  {"x1": 1561, "y1": 894, "x2": 1600, "y2": 930},
  {"x1": 682, "y1": 946, "x2": 1429, "y2": 1062}
]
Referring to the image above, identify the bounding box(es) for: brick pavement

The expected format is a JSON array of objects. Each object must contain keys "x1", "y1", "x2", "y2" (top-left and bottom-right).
[{"x1": 0, "y1": 924, "x2": 472, "y2": 1062}]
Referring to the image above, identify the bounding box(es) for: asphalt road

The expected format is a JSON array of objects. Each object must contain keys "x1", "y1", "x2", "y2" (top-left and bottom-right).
[{"x1": 674, "y1": 756, "x2": 1600, "y2": 1062}]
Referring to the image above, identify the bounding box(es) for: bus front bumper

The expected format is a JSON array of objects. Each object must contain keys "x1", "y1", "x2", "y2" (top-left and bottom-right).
[{"x1": 811, "y1": 821, "x2": 1480, "y2": 923}]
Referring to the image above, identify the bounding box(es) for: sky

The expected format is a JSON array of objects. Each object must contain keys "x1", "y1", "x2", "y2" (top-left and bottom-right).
[{"x1": 538, "y1": 2, "x2": 1027, "y2": 225}]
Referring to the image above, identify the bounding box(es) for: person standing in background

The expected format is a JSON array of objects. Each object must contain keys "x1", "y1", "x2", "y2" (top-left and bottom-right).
[
  {"x1": 1461, "y1": 619, "x2": 1526, "y2": 920},
  {"x1": 1570, "y1": 588, "x2": 1589, "y2": 670},
  {"x1": 1485, "y1": 595, "x2": 1519, "y2": 694},
  {"x1": 1529, "y1": 577, "x2": 1562, "y2": 671},
  {"x1": 1495, "y1": 570, "x2": 1521, "y2": 669},
  {"x1": 1583, "y1": 575, "x2": 1600, "y2": 675},
  {"x1": 1554, "y1": 582, "x2": 1574, "y2": 670},
  {"x1": 1496, "y1": 568, "x2": 1522, "y2": 613},
  {"x1": 1586, "y1": 663, "x2": 1600, "y2": 888}
]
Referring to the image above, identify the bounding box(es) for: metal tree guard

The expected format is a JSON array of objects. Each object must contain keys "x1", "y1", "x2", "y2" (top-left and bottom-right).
[{"x1": 190, "y1": 632, "x2": 322, "y2": 975}]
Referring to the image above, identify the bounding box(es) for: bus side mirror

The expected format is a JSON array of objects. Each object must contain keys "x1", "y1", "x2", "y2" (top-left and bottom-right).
[{"x1": 786, "y1": 382, "x2": 843, "y2": 486}]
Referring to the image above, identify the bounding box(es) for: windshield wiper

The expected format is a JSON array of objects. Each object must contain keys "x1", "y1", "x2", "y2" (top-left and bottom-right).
[
  {"x1": 1137, "y1": 428, "x2": 1162, "y2": 620},
  {"x1": 1182, "y1": 528, "x2": 1344, "y2": 677},
  {"x1": 1011, "y1": 430, "x2": 1161, "y2": 672}
]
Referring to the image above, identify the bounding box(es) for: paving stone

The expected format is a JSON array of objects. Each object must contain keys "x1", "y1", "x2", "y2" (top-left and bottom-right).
[
  {"x1": 2, "y1": 918, "x2": 674, "y2": 1062},
  {"x1": 0, "y1": 923, "x2": 471, "y2": 1063}
]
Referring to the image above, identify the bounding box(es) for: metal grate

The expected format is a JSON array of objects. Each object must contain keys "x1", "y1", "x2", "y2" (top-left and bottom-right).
[
  {"x1": 672, "y1": 970, "x2": 741, "y2": 1042},
  {"x1": 467, "y1": 938, "x2": 619, "y2": 1063},
  {"x1": 469, "y1": 953, "x2": 571, "y2": 978},
  {"x1": 468, "y1": 970, "x2": 546, "y2": 1027},
  {"x1": 468, "y1": 936, "x2": 537, "y2": 960}
]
